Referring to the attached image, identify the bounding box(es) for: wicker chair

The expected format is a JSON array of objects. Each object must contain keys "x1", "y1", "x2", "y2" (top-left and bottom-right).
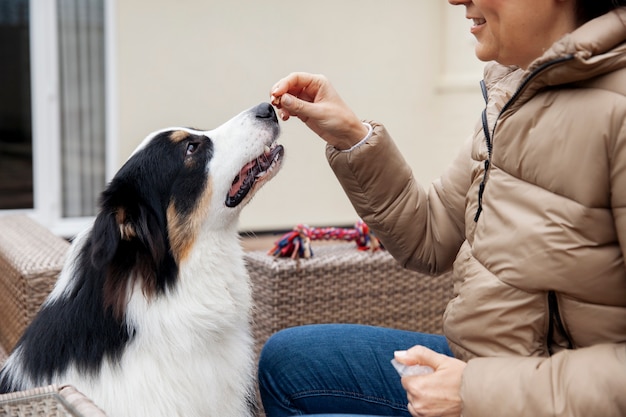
[
  {"x1": 0, "y1": 215, "x2": 69, "y2": 355},
  {"x1": 0, "y1": 215, "x2": 454, "y2": 416},
  {"x1": 247, "y1": 244, "x2": 454, "y2": 359}
]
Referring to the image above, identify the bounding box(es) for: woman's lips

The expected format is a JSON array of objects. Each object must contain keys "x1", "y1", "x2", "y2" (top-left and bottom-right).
[{"x1": 470, "y1": 17, "x2": 486, "y2": 33}]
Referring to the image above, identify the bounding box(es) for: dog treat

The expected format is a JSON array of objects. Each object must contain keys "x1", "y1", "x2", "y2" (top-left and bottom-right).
[
  {"x1": 390, "y1": 359, "x2": 434, "y2": 377},
  {"x1": 270, "y1": 94, "x2": 281, "y2": 107}
]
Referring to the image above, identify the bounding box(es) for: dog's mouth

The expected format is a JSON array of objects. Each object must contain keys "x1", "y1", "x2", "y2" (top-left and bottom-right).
[{"x1": 225, "y1": 142, "x2": 284, "y2": 207}]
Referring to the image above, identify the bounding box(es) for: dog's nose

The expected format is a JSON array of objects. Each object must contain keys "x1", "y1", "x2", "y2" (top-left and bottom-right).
[{"x1": 253, "y1": 103, "x2": 277, "y2": 122}]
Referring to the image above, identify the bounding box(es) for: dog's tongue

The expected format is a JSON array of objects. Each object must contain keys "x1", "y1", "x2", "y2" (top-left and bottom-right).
[
  {"x1": 228, "y1": 160, "x2": 256, "y2": 200},
  {"x1": 226, "y1": 144, "x2": 284, "y2": 207}
]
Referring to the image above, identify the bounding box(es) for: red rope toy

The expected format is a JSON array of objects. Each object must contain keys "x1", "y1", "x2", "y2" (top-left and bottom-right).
[{"x1": 269, "y1": 220, "x2": 384, "y2": 259}]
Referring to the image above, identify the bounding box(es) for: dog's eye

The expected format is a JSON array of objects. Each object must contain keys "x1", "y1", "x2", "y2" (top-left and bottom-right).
[{"x1": 186, "y1": 142, "x2": 199, "y2": 156}]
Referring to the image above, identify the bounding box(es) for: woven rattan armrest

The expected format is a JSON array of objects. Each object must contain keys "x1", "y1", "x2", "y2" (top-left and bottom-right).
[
  {"x1": 0, "y1": 385, "x2": 108, "y2": 417},
  {"x1": 0, "y1": 215, "x2": 70, "y2": 354}
]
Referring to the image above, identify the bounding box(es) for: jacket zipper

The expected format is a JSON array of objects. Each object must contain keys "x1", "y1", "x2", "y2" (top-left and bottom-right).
[
  {"x1": 492, "y1": 54, "x2": 575, "y2": 134},
  {"x1": 473, "y1": 55, "x2": 575, "y2": 222},
  {"x1": 547, "y1": 290, "x2": 574, "y2": 355}
]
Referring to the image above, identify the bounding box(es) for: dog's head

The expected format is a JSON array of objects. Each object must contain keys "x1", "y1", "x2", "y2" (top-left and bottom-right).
[{"x1": 88, "y1": 103, "x2": 283, "y2": 317}]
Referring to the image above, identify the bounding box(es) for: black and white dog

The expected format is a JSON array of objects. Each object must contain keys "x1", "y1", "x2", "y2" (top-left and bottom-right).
[{"x1": 0, "y1": 103, "x2": 284, "y2": 417}]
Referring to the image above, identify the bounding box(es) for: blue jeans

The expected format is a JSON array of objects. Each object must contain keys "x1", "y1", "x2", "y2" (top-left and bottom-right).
[{"x1": 257, "y1": 324, "x2": 453, "y2": 417}]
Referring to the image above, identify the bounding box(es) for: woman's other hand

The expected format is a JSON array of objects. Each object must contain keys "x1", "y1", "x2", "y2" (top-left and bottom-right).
[
  {"x1": 270, "y1": 72, "x2": 369, "y2": 150},
  {"x1": 395, "y1": 346, "x2": 466, "y2": 417}
]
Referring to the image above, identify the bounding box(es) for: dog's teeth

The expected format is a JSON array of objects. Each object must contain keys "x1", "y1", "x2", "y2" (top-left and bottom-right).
[{"x1": 264, "y1": 145, "x2": 271, "y2": 154}]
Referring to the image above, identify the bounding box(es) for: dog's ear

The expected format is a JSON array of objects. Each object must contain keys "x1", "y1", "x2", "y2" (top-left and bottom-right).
[
  {"x1": 89, "y1": 206, "x2": 129, "y2": 319},
  {"x1": 90, "y1": 208, "x2": 124, "y2": 269},
  {"x1": 90, "y1": 205, "x2": 154, "y2": 264},
  {"x1": 90, "y1": 189, "x2": 177, "y2": 319}
]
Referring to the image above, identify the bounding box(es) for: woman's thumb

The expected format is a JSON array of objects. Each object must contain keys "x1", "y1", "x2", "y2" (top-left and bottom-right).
[
  {"x1": 398, "y1": 345, "x2": 443, "y2": 369},
  {"x1": 280, "y1": 93, "x2": 305, "y2": 115}
]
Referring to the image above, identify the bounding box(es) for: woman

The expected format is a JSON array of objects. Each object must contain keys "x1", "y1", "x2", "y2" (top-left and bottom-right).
[{"x1": 259, "y1": 1, "x2": 626, "y2": 416}]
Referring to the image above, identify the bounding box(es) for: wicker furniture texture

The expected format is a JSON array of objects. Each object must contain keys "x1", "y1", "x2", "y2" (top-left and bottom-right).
[
  {"x1": 0, "y1": 385, "x2": 108, "y2": 417},
  {"x1": 0, "y1": 343, "x2": 7, "y2": 372},
  {"x1": 246, "y1": 244, "x2": 454, "y2": 359},
  {"x1": 0, "y1": 215, "x2": 70, "y2": 354}
]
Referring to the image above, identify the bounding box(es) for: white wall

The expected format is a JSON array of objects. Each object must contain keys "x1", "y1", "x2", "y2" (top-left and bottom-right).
[{"x1": 111, "y1": 0, "x2": 485, "y2": 232}]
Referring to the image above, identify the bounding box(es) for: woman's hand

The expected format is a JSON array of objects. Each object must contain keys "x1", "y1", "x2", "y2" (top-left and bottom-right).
[
  {"x1": 270, "y1": 72, "x2": 369, "y2": 150},
  {"x1": 395, "y1": 346, "x2": 466, "y2": 417}
]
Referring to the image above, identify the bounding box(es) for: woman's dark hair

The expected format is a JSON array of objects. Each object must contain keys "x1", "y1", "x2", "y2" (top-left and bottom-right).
[{"x1": 576, "y1": 0, "x2": 626, "y2": 24}]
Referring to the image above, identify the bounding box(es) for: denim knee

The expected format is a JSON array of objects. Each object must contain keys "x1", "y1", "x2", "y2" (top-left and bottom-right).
[{"x1": 257, "y1": 327, "x2": 309, "y2": 416}]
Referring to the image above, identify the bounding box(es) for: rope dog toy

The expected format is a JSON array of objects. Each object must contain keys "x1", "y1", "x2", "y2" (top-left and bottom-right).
[{"x1": 269, "y1": 220, "x2": 383, "y2": 259}]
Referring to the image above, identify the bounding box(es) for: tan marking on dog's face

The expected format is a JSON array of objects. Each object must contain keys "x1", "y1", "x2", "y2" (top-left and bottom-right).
[
  {"x1": 167, "y1": 178, "x2": 214, "y2": 263},
  {"x1": 170, "y1": 130, "x2": 190, "y2": 143}
]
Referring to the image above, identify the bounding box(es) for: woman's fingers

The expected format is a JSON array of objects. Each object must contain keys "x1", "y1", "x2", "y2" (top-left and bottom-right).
[
  {"x1": 271, "y1": 72, "x2": 323, "y2": 102},
  {"x1": 270, "y1": 72, "x2": 326, "y2": 121},
  {"x1": 268, "y1": 72, "x2": 367, "y2": 149}
]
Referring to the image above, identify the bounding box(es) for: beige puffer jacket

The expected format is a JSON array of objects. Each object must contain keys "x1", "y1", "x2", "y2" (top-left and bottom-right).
[{"x1": 326, "y1": 9, "x2": 626, "y2": 417}]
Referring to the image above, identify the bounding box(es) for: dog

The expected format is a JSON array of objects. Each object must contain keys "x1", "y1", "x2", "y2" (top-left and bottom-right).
[{"x1": 0, "y1": 102, "x2": 284, "y2": 417}]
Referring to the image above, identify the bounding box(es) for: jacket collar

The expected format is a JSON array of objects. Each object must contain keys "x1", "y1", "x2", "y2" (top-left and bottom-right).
[{"x1": 482, "y1": 8, "x2": 626, "y2": 113}]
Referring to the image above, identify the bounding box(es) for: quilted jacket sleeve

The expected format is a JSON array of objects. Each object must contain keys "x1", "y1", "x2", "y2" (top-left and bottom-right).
[
  {"x1": 461, "y1": 343, "x2": 626, "y2": 416},
  {"x1": 325, "y1": 121, "x2": 470, "y2": 275}
]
